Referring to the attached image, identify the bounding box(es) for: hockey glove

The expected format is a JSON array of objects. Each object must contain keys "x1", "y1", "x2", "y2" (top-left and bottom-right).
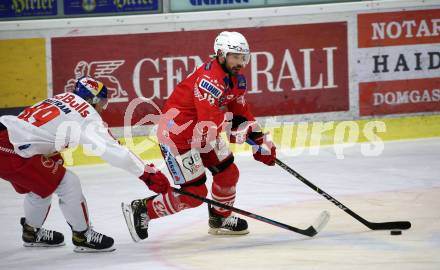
[
  {"x1": 139, "y1": 164, "x2": 170, "y2": 194},
  {"x1": 227, "y1": 115, "x2": 258, "y2": 144},
  {"x1": 250, "y1": 132, "x2": 276, "y2": 166}
]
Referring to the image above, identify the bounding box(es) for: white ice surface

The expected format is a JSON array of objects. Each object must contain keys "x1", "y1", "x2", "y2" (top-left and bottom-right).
[{"x1": 1, "y1": 138, "x2": 439, "y2": 270}]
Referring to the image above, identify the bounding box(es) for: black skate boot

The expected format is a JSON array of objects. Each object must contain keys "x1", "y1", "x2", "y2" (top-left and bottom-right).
[
  {"x1": 208, "y1": 207, "x2": 249, "y2": 235},
  {"x1": 121, "y1": 197, "x2": 151, "y2": 242},
  {"x1": 72, "y1": 227, "x2": 115, "y2": 253},
  {"x1": 21, "y1": 217, "x2": 65, "y2": 247}
]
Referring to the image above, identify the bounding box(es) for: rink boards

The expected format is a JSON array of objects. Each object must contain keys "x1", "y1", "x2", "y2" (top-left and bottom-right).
[
  {"x1": 61, "y1": 114, "x2": 440, "y2": 165},
  {"x1": 0, "y1": 0, "x2": 439, "y2": 165}
]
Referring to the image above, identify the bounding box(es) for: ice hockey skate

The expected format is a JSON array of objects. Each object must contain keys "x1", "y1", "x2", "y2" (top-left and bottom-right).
[
  {"x1": 121, "y1": 198, "x2": 150, "y2": 242},
  {"x1": 208, "y1": 207, "x2": 249, "y2": 235},
  {"x1": 21, "y1": 217, "x2": 65, "y2": 247},
  {"x1": 72, "y1": 227, "x2": 115, "y2": 253}
]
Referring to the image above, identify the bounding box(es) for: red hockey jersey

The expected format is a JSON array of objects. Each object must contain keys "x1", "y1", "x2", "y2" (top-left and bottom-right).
[{"x1": 158, "y1": 58, "x2": 256, "y2": 149}]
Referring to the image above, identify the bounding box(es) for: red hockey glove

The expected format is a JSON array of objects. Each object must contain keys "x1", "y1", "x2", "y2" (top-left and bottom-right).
[
  {"x1": 250, "y1": 132, "x2": 276, "y2": 166},
  {"x1": 139, "y1": 164, "x2": 170, "y2": 194}
]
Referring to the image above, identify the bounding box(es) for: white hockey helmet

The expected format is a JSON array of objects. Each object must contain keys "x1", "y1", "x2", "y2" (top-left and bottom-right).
[{"x1": 213, "y1": 31, "x2": 250, "y2": 65}]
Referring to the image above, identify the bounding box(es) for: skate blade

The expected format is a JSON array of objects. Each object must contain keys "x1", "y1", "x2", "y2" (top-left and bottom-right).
[
  {"x1": 73, "y1": 246, "x2": 115, "y2": 253},
  {"x1": 121, "y1": 202, "x2": 141, "y2": 243},
  {"x1": 23, "y1": 242, "x2": 65, "y2": 248},
  {"x1": 208, "y1": 228, "x2": 249, "y2": 236}
]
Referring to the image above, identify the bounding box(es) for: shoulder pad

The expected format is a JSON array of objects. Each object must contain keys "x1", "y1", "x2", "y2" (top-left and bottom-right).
[{"x1": 236, "y1": 75, "x2": 246, "y2": 90}]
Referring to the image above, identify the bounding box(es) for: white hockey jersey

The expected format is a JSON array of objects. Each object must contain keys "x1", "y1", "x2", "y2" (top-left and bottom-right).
[{"x1": 0, "y1": 92, "x2": 145, "y2": 177}]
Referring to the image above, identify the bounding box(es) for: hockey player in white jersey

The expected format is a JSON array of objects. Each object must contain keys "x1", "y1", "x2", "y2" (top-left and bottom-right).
[{"x1": 0, "y1": 76, "x2": 170, "y2": 252}]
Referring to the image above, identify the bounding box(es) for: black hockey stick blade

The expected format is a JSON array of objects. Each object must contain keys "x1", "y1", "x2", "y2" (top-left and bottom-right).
[
  {"x1": 366, "y1": 221, "x2": 412, "y2": 230},
  {"x1": 173, "y1": 187, "x2": 330, "y2": 237}
]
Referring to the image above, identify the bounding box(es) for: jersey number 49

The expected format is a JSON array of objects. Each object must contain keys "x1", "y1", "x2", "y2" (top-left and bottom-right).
[{"x1": 18, "y1": 102, "x2": 60, "y2": 127}]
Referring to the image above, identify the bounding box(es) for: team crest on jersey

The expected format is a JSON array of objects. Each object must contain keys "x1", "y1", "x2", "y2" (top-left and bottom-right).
[{"x1": 199, "y1": 79, "x2": 222, "y2": 99}]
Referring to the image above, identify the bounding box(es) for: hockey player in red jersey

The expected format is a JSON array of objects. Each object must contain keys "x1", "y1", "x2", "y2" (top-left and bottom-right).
[
  {"x1": 122, "y1": 31, "x2": 276, "y2": 241},
  {"x1": 0, "y1": 76, "x2": 170, "y2": 252}
]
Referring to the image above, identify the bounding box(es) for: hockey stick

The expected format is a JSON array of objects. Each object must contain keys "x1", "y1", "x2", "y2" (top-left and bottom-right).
[
  {"x1": 247, "y1": 139, "x2": 412, "y2": 231},
  {"x1": 138, "y1": 136, "x2": 330, "y2": 236},
  {"x1": 173, "y1": 187, "x2": 330, "y2": 237}
]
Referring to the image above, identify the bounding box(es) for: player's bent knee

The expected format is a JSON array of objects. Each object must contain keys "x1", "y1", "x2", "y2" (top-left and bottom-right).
[
  {"x1": 25, "y1": 192, "x2": 52, "y2": 207},
  {"x1": 213, "y1": 162, "x2": 239, "y2": 187},
  {"x1": 54, "y1": 170, "x2": 83, "y2": 200},
  {"x1": 181, "y1": 184, "x2": 208, "y2": 208}
]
